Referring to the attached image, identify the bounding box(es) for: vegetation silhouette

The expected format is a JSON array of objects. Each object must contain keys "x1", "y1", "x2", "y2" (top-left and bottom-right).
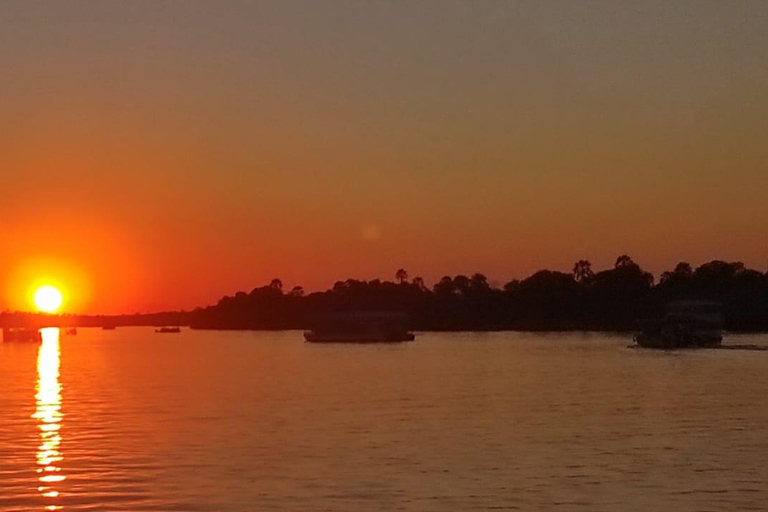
[
  {"x1": 188, "y1": 258, "x2": 768, "y2": 332},
  {"x1": 3, "y1": 258, "x2": 766, "y2": 332}
]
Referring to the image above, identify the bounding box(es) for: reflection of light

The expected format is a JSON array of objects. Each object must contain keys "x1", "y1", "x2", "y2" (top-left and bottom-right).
[{"x1": 32, "y1": 328, "x2": 65, "y2": 509}]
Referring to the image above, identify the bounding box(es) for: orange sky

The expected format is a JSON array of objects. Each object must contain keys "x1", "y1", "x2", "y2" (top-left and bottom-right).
[{"x1": 1, "y1": 2, "x2": 767, "y2": 314}]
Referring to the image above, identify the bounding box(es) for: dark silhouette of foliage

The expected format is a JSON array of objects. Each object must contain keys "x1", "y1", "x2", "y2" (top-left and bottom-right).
[
  {"x1": 186, "y1": 259, "x2": 768, "y2": 332},
  {"x1": 614, "y1": 254, "x2": 636, "y2": 268},
  {"x1": 660, "y1": 262, "x2": 693, "y2": 284},
  {"x1": 433, "y1": 276, "x2": 456, "y2": 297},
  {"x1": 10, "y1": 259, "x2": 763, "y2": 333},
  {"x1": 412, "y1": 277, "x2": 426, "y2": 291},
  {"x1": 573, "y1": 260, "x2": 594, "y2": 284},
  {"x1": 183, "y1": 259, "x2": 757, "y2": 331},
  {"x1": 470, "y1": 273, "x2": 490, "y2": 291}
]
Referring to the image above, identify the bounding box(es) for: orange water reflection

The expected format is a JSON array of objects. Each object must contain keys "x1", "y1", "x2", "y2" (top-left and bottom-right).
[{"x1": 32, "y1": 328, "x2": 65, "y2": 510}]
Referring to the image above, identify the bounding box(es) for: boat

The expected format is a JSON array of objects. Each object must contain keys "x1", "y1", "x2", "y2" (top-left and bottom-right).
[
  {"x1": 2, "y1": 327, "x2": 42, "y2": 342},
  {"x1": 155, "y1": 326, "x2": 181, "y2": 334},
  {"x1": 634, "y1": 300, "x2": 723, "y2": 349},
  {"x1": 304, "y1": 330, "x2": 415, "y2": 343},
  {"x1": 65, "y1": 328, "x2": 77, "y2": 336},
  {"x1": 304, "y1": 312, "x2": 415, "y2": 343}
]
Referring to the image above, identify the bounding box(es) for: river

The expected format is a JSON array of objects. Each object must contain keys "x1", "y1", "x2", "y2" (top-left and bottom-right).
[{"x1": 1, "y1": 328, "x2": 766, "y2": 511}]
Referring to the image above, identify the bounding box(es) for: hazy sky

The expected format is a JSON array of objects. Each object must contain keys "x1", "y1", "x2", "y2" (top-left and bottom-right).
[{"x1": 1, "y1": 1, "x2": 767, "y2": 313}]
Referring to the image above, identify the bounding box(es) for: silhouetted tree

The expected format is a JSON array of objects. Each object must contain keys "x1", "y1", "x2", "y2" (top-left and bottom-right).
[
  {"x1": 694, "y1": 260, "x2": 744, "y2": 282},
  {"x1": 470, "y1": 273, "x2": 490, "y2": 291},
  {"x1": 269, "y1": 279, "x2": 283, "y2": 292},
  {"x1": 660, "y1": 262, "x2": 693, "y2": 285},
  {"x1": 586, "y1": 257, "x2": 654, "y2": 328},
  {"x1": 516, "y1": 270, "x2": 577, "y2": 297},
  {"x1": 573, "y1": 260, "x2": 594, "y2": 284},
  {"x1": 615, "y1": 255, "x2": 636, "y2": 268},
  {"x1": 433, "y1": 276, "x2": 455, "y2": 297},
  {"x1": 453, "y1": 275, "x2": 471, "y2": 296},
  {"x1": 395, "y1": 268, "x2": 408, "y2": 284},
  {"x1": 188, "y1": 259, "x2": 768, "y2": 332}
]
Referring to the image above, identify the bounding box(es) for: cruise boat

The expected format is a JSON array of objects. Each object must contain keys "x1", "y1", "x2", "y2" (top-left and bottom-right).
[
  {"x1": 304, "y1": 312, "x2": 415, "y2": 343},
  {"x1": 635, "y1": 300, "x2": 723, "y2": 349}
]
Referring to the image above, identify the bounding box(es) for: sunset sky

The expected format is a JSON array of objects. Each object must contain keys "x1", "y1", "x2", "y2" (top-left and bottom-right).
[{"x1": 1, "y1": 1, "x2": 767, "y2": 314}]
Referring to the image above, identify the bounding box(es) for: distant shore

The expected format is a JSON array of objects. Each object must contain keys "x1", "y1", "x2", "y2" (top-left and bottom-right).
[
  {"x1": 3, "y1": 313, "x2": 768, "y2": 336},
  {"x1": 4, "y1": 258, "x2": 767, "y2": 333}
]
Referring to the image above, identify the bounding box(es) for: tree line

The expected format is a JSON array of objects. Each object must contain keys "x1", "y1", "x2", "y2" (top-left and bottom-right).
[{"x1": 189, "y1": 256, "x2": 768, "y2": 331}]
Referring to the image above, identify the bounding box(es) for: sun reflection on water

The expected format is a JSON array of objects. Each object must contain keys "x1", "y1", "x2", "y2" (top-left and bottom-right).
[{"x1": 33, "y1": 328, "x2": 65, "y2": 510}]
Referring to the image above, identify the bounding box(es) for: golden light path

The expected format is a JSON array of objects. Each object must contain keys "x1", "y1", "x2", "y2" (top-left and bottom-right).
[{"x1": 33, "y1": 328, "x2": 65, "y2": 511}]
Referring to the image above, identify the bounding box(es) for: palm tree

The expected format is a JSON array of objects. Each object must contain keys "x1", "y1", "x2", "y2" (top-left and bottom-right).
[{"x1": 395, "y1": 268, "x2": 408, "y2": 284}]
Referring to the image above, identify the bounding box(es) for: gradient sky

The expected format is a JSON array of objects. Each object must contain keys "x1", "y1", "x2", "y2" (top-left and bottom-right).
[{"x1": 1, "y1": 1, "x2": 767, "y2": 314}]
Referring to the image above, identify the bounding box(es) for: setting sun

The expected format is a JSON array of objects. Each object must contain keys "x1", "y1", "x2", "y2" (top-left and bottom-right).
[{"x1": 34, "y1": 286, "x2": 63, "y2": 313}]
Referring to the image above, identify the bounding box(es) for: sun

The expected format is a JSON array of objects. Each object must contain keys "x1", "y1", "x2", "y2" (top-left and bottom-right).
[{"x1": 34, "y1": 286, "x2": 64, "y2": 313}]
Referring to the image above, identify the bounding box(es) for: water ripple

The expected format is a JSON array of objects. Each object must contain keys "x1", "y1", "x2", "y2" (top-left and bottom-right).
[{"x1": 0, "y1": 329, "x2": 767, "y2": 510}]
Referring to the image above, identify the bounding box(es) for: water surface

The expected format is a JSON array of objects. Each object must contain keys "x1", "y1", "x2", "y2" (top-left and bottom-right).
[{"x1": 1, "y1": 329, "x2": 767, "y2": 511}]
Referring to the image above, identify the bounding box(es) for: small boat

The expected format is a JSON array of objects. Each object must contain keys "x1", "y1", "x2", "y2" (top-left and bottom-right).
[
  {"x1": 155, "y1": 326, "x2": 181, "y2": 334},
  {"x1": 635, "y1": 300, "x2": 723, "y2": 349},
  {"x1": 304, "y1": 312, "x2": 415, "y2": 343},
  {"x1": 2, "y1": 327, "x2": 42, "y2": 342},
  {"x1": 65, "y1": 328, "x2": 78, "y2": 336}
]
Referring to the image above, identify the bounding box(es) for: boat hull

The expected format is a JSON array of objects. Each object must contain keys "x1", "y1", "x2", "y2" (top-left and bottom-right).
[
  {"x1": 634, "y1": 332, "x2": 722, "y2": 349},
  {"x1": 304, "y1": 331, "x2": 415, "y2": 343},
  {"x1": 156, "y1": 327, "x2": 181, "y2": 334}
]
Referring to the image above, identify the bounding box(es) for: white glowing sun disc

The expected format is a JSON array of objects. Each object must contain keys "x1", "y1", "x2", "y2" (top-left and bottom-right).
[{"x1": 34, "y1": 286, "x2": 63, "y2": 313}]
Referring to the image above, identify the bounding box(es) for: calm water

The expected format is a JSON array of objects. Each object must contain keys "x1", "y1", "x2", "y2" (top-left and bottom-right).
[{"x1": 1, "y1": 329, "x2": 767, "y2": 511}]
